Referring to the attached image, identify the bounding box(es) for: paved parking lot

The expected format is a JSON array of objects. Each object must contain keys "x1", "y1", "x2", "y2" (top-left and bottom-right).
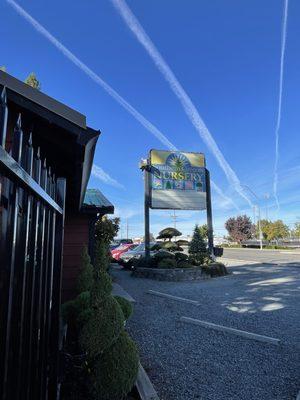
[{"x1": 111, "y1": 261, "x2": 300, "y2": 400}]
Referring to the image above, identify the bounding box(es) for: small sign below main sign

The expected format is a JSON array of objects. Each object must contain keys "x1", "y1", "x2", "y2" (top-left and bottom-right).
[{"x1": 149, "y1": 150, "x2": 207, "y2": 210}]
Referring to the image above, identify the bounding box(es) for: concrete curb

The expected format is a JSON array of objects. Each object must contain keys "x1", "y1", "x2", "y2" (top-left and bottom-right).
[
  {"x1": 147, "y1": 289, "x2": 200, "y2": 305},
  {"x1": 180, "y1": 316, "x2": 280, "y2": 345},
  {"x1": 112, "y1": 282, "x2": 136, "y2": 303},
  {"x1": 136, "y1": 363, "x2": 160, "y2": 400}
]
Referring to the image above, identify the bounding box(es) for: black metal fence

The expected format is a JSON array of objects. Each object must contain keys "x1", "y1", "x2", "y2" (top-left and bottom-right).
[{"x1": 0, "y1": 87, "x2": 66, "y2": 400}]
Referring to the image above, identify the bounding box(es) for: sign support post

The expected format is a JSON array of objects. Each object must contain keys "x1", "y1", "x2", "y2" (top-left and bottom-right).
[
  {"x1": 144, "y1": 163, "x2": 151, "y2": 260},
  {"x1": 205, "y1": 168, "x2": 214, "y2": 255}
]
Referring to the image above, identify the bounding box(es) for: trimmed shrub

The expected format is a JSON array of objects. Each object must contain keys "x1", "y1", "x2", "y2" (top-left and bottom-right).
[
  {"x1": 177, "y1": 260, "x2": 194, "y2": 269},
  {"x1": 90, "y1": 271, "x2": 112, "y2": 305},
  {"x1": 188, "y1": 253, "x2": 206, "y2": 266},
  {"x1": 157, "y1": 258, "x2": 177, "y2": 269},
  {"x1": 154, "y1": 250, "x2": 175, "y2": 261},
  {"x1": 175, "y1": 252, "x2": 188, "y2": 262},
  {"x1": 132, "y1": 256, "x2": 158, "y2": 269},
  {"x1": 61, "y1": 290, "x2": 90, "y2": 330},
  {"x1": 94, "y1": 239, "x2": 110, "y2": 273},
  {"x1": 89, "y1": 331, "x2": 139, "y2": 400},
  {"x1": 77, "y1": 247, "x2": 94, "y2": 293},
  {"x1": 79, "y1": 296, "x2": 124, "y2": 358},
  {"x1": 114, "y1": 296, "x2": 133, "y2": 320},
  {"x1": 204, "y1": 262, "x2": 228, "y2": 277}
]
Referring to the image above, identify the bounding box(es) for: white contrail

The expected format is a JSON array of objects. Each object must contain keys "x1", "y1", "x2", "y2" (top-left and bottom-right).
[
  {"x1": 6, "y1": 0, "x2": 238, "y2": 211},
  {"x1": 5, "y1": 0, "x2": 176, "y2": 152},
  {"x1": 210, "y1": 180, "x2": 240, "y2": 211},
  {"x1": 273, "y1": 0, "x2": 289, "y2": 211},
  {"x1": 110, "y1": 0, "x2": 253, "y2": 208},
  {"x1": 92, "y1": 164, "x2": 124, "y2": 189}
]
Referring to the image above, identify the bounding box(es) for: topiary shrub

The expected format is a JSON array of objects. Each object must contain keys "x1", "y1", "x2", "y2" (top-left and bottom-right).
[
  {"x1": 177, "y1": 260, "x2": 194, "y2": 269},
  {"x1": 94, "y1": 239, "x2": 110, "y2": 273},
  {"x1": 61, "y1": 290, "x2": 91, "y2": 330},
  {"x1": 114, "y1": 296, "x2": 133, "y2": 320},
  {"x1": 175, "y1": 252, "x2": 188, "y2": 262},
  {"x1": 79, "y1": 296, "x2": 124, "y2": 358},
  {"x1": 90, "y1": 271, "x2": 112, "y2": 305},
  {"x1": 132, "y1": 256, "x2": 158, "y2": 269},
  {"x1": 77, "y1": 246, "x2": 94, "y2": 293},
  {"x1": 188, "y1": 253, "x2": 206, "y2": 266},
  {"x1": 154, "y1": 250, "x2": 175, "y2": 261},
  {"x1": 157, "y1": 258, "x2": 178, "y2": 269},
  {"x1": 203, "y1": 262, "x2": 228, "y2": 277},
  {"x1": 89, "y1": 331, "x2": 139, "y2": 400}
]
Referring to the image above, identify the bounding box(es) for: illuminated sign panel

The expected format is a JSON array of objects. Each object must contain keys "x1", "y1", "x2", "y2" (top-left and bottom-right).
[{"x1": 149, "y1": 150, "x2": 206, "y2": 210}]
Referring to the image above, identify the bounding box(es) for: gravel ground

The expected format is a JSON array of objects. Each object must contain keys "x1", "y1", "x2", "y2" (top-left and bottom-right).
[{"x1": 111, "y1": 263, "x2": 300, "y2": 400}]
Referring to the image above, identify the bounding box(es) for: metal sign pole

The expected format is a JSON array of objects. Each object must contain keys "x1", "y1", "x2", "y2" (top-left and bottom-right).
[
  {"x1": 205, "y1": 168, "x2": 214, "y2": 255},
  {"x1": 144, "y1": 164, "x2": 150, "y2": 260}
]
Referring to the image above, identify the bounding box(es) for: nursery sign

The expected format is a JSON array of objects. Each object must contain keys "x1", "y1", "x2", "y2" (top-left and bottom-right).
[{"x1": 149, "y1": 150, "x2": 207, "y2": 210}]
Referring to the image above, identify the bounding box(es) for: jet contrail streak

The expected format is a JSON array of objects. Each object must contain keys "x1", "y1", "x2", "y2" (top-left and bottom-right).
[
  {"x1": 5, "y1": 0, "x2": 176, "y2": 152},
  {"x1": 210, "y1": 180, "x2": 240, "y2": 211},
  {"x1": 273, "y1": 0, "x2": 289, "y2": 211},
  {"x1": 110, "y1": 0, "x2": 253, "y2": 208},
  {"x1": 6, "y1": 0, "x2": 238, "y2": 211}
]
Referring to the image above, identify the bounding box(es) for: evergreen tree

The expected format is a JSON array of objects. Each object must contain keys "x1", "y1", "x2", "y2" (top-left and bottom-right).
[
  {"x1": 24, "y1": 72, "x2": 41, "y2": 90},
  {"x1": 189, "y1": 224, "x2": 207, "y2": 254},
  {"x1": 77, "y1": 246, "x2": 94, "y2": 293}
]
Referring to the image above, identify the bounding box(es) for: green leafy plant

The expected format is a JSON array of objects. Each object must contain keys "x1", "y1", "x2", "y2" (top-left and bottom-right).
[
  {"x1": 77, "y1": 246, "x2": 94, "y2": 293},
  {"x1": 79, "y1": 296, "x2": 124, "y2": 358},
  {"x1": 89, "y1": 331, "x2": 139, "y2": 400},
  {"x1": 157, "y1": 258, "x2": 177, "y2": 269},
  {"x1": 114, "y1": 296, "x2": 133, "y2": 320}
]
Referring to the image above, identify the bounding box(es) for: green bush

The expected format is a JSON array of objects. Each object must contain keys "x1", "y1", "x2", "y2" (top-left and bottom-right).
[
  {"x1": 90, "y1": 271, "x2": 112, "y2": 305},
  {"x1": 202, "y1": 262, "x2": 228, "y2": 277},
  {"x1": 114, "y1": 296, "x2": 133, "y2": 320},
  {"x1": 94, "y1": 239, "x2": 110, "y2": 273},
  {"x1": 188, "y1": 253, "x2": 206, "y2": 266},
  {"x1": 132, "y1": 256, "x2": 158, "y2": 269},
  {"x1": 157, "y1": 258, "x2": 177, "y2": 269},
  {"x1": 177, "y1": 260, "x2": 194, "y2": 269},
  {"x1": 79, "y1": 296, "x2": 124, "y2": 358},
  {"x1": 175, "y1": 252, "x2": 188, "y2": 262},
  {"x1": 154, "y1": 250, "x2": 175, "y2": 261},
  {"x1": 61, "y1": 290, "x2": 91, "y2": 329},
  {"x1": 89, "y1": 331, "x2": 139, "y2": 400},
  {"x1": 77, "y1": 247, "x2": 94, "y2": 293}
]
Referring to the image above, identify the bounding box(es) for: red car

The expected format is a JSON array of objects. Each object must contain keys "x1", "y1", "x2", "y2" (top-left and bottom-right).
[{"x1": 111, "y1": 243, "x2": 138, "y2": 261}]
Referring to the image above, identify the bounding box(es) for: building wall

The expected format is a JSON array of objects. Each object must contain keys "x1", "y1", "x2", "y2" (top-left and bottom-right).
[{"x1": 62, "y1": 212, "x2": 93, "y2": 302}]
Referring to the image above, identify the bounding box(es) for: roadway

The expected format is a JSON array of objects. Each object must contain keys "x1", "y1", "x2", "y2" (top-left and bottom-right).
[{"x1": 222, "y1": 247, "x2": 300, "y2": 265}]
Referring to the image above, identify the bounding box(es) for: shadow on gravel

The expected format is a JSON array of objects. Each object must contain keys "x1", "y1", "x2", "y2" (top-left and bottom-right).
[{"x1": 221, "y1": 263, "x2": 300, "y2": 314}]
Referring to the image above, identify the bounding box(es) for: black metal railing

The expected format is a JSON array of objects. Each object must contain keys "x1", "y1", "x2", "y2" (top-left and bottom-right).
[{"x1": 0, "y1": 86, "x2": 66, "y2": 400}]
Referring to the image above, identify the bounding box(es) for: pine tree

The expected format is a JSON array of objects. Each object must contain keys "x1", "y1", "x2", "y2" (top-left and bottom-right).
[
  {"x1": 189, "y1": 224, "x2": 207, "y2": 254},
  {"x1": 24, "y1": 72, "x2": 41, "y2": 90}
]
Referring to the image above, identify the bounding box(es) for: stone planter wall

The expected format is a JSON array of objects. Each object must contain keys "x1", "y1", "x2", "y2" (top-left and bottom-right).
[{"x1": 132, "y1": 267, "x2": 211, "y2": 281}]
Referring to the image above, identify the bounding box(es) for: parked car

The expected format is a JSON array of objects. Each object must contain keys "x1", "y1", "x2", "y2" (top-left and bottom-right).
[
  {"x1": 111, "y1": 243, "x2": 138, "y2": 261},
  {"x1": 119, "y1": 242, "x2": 157, "y2": 268}
]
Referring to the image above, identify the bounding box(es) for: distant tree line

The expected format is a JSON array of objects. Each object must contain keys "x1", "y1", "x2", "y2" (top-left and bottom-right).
[{"x1": 225, "y1": 215, "x2": 297, "y2": 244}]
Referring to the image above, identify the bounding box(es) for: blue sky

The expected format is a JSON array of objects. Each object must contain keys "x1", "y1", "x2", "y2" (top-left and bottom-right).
[{"x1": 1, "y1": 0, "x2": 300, "y2": 238}]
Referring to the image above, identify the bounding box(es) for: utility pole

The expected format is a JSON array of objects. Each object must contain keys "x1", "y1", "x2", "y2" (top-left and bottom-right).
[
  {"x1": 170, "y1": 210, "x2": 178, "y2": 229},
  {"x1": 242, "y1": 185, "x2": 263, "y2": 250},
  {"x1": 264, "y1": 193, "x2": 270, "y2": 220},
  {"x1": 126, "y1": 218, "x2": 129, "y2": 239}
]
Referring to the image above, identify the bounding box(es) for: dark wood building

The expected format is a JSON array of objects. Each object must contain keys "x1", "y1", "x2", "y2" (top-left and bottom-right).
[{"x1": 0, "y1": 70, "x2": 113, "y2": 399}]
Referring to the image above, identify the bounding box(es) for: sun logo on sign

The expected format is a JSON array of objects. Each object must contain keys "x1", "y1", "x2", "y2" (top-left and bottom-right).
[{"x1": 166, "y1": 153, "x2": 190, "y2": 173}]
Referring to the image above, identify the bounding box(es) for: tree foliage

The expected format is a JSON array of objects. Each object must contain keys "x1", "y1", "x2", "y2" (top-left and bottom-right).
[
  {"x1": 189, "y1": 224, "x2": 207, "y2": 254},
  {"x1": 225, "y1": 215, "x2": 254, "y2": 243},
  {"x1": 156, "y1": 227, "x2": 182, "y2": 241},
  {"x1": 198, "y1": 224, "x2": 208, "y2": 239},
  {"x1": 24, "y1": 72, "x2": 41, "y2": 90},
  {"x1": 293, "y1": 222, "x2": 300, "y2": 238},
  {"x1": 95, "y1": 216, "x2": 120, "y2": 244}
]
